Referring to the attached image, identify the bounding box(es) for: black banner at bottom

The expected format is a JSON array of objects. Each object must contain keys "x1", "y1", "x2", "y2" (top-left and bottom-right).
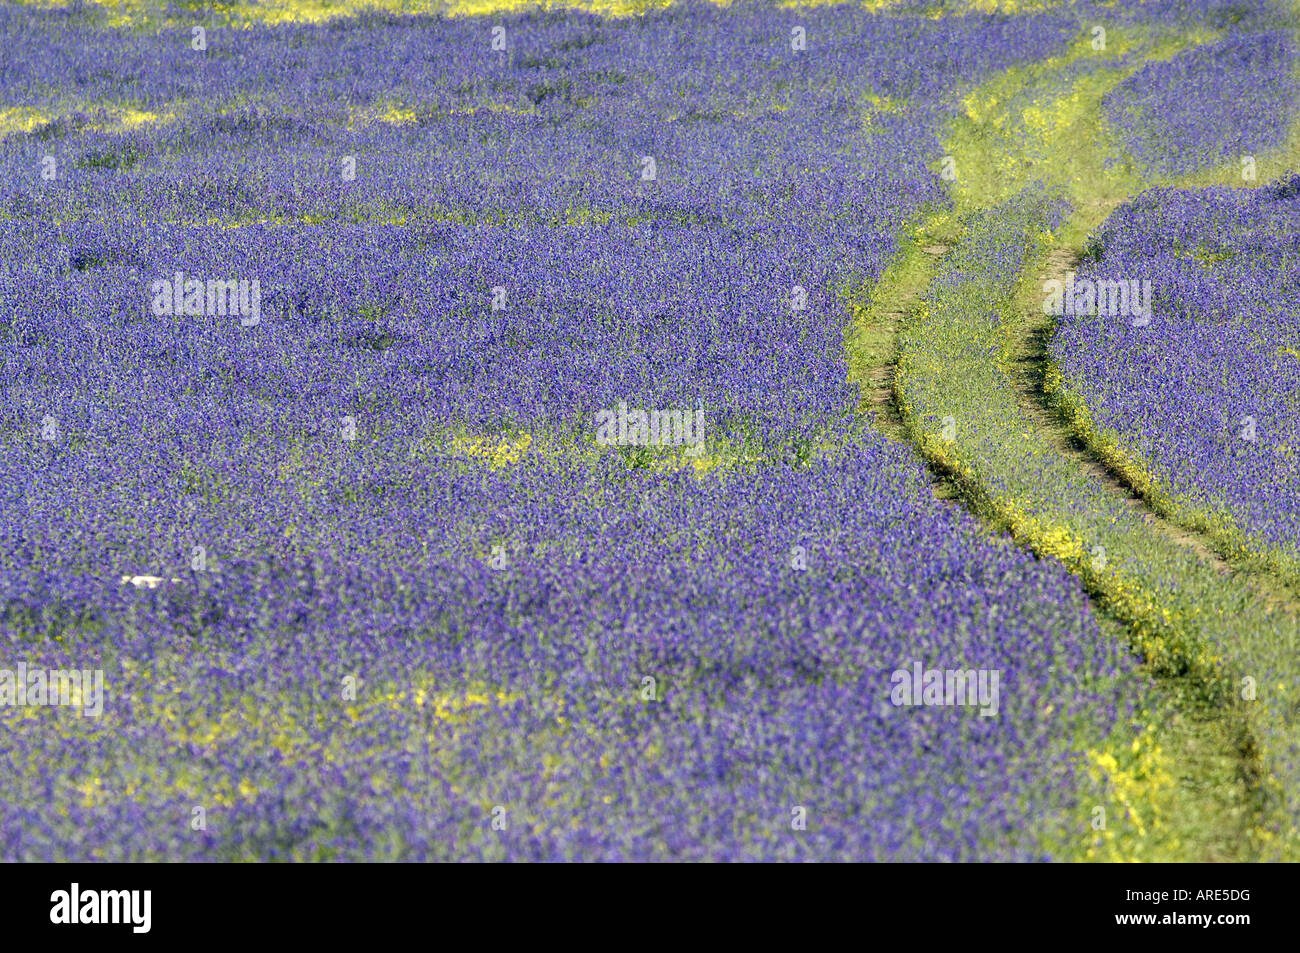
[{"x1": 0, "y1": 861, "x2": 1284, "y2": 942}]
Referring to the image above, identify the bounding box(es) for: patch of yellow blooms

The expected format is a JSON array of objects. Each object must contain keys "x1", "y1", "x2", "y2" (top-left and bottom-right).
[
  {"x1": 17, "y1": 0, "x2": 1100, "y2": 29},
  {"x1": 1083, "y1": 725, "x2": 1174, "y2": 861},
  {"x1": 450, "y1": 431, "x2": 534, "y2": 469},
  {"x1": 0, "y1": 104, "x2": 175, "y2": 141},
  {"x1": 19, "y1": 0, "x2": 688, "y2": 29},
  {"x1": 347, "y1": 100, "x2": 535, "y2": 130},
  {"x1": 58, "y1": 681, "x2": 527, "y2": 814},
  {"x1": 1021, "y1": 91, "x2": 1083, "y2": 139}
]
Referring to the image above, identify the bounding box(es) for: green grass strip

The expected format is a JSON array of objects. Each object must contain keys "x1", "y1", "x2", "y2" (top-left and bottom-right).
[{"x1": 880, "y1": 22, "x2": 1300, "y2": 860}]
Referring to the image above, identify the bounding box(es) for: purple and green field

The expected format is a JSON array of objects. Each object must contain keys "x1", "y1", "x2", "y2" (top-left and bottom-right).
[{"x1": 2, "y1": 0, "x2": 1299, "y2": 864}]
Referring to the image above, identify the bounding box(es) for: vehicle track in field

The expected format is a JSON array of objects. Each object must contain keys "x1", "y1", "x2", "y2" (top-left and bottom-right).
[
  {"x1": 1007, "y1": 215, "x2": 1300, "y2": 862},
  {"x1": 858, "y1": 205, "x2": 1284, "y2": 862},
  {"x1": 847, "y1": 235, "x2": 960, "y2": 499},
  {"x1": 1022, "y1": 237, "x2": 1300, "y2": 618},
  {"x1": 1013, "y1": 235, "x2": 1229, "y2": 571},
  {"x1": 849, "y1": 22, "x2": 1300, "y2": 859}
]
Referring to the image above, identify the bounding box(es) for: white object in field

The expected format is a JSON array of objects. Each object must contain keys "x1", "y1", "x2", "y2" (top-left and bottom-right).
[{"x1": 120, "y1": 575, "x2": 181, "y2": 588}]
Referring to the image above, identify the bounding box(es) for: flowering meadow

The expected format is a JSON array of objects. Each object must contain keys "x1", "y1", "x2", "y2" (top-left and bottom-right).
[
  {"x1": 1051, "y1": 179, "x2": 1300, "y2": 580},
  {"x1": 1102, "y1": 29, "x2": 1299, "y2": 177},
  {"x1": 1, "y1": 0, "x2": 1299, "y2": 862}
]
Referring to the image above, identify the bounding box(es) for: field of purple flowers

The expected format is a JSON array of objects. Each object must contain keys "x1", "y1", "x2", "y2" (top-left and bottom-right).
[
  {"x1": 1103, "y1": 28, "x2": 1299, "y2": 176},
  {"x1": 1, "y1": 0, "x2": 1298, "y2": 862},
  {"x1": 1052, "y1": 178, "x2": 1300, "y2": 578}
]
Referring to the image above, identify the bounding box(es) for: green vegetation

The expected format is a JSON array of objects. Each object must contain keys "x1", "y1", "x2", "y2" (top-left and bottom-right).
[{"x1": 852, "y1": 21, "x2": 1300, "y2": 859}]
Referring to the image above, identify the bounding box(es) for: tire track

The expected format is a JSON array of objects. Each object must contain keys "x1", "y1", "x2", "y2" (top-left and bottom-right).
[
  {"x1": 1017, "y1": 233, "x2": 1300, "y2": 618},
  {"x1": 847, "y1": 24, "x2": 1300, "y2": 858}
]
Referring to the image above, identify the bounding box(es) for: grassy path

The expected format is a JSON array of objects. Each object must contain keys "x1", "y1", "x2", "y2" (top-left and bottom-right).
[{"x1": 850, "y1": 20, "x2": 1300, "y2": 860}]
